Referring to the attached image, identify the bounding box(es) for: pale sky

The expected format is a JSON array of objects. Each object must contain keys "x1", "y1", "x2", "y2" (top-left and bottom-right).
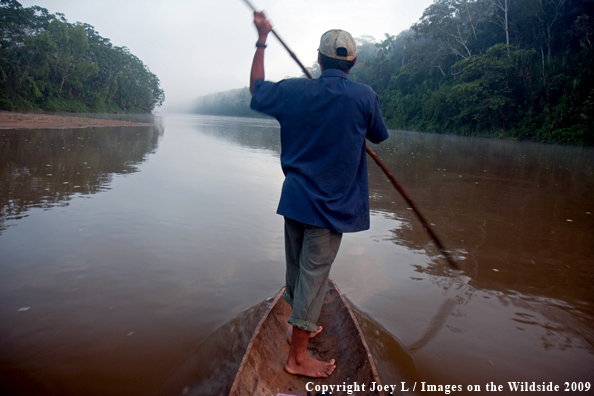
[{"x1": 20, "y1": 0, "x2": 435, "y2": 110}]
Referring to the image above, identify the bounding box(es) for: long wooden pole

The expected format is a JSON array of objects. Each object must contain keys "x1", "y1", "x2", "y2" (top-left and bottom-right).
[
  {"x1": 243, "y1": 0, "x2": 459, "y2": 270},
  {"x1": 243, "y1": 0, "x2": 312, "y2": 79}
]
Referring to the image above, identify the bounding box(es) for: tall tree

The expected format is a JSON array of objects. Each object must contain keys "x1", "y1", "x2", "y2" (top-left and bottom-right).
[
  {"x1": 489, "y1": 0, "x2": 510, "y2": 47},
  {"x1": 413, "y1": 0, "x2": 488, "y2": 60}
]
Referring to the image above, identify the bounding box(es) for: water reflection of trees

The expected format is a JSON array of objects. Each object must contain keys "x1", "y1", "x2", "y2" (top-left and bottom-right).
[
  {"x1": 0, "y1": 124, "x2": 164, "y2": 233},
  {"x1": 191, "y1": 116, "x2": 281, "y2": 156},
  {"x1": 368, "y1": 132, "x2": 594, "y2": 310}
]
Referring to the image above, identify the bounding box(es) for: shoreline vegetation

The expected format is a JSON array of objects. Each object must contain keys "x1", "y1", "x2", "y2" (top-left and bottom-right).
[
  {"x1": 0, "y1": 1, "x2": 164, "y2": 114},
  {"x1": 191, "y1": 0, "x2": 593, "y2": 146},
  {"x1": 0, "y1": 111, "x2": 151, "y2": 129}
]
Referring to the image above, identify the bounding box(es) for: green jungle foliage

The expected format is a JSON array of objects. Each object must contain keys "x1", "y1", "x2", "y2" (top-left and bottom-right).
[
  {"x1": 196, "y1": 0, "x2": 593, "y2": 146},
  {"x1": 348, "y1": 0, "x2": 594, "y2": 146},
  {"x1": 0, "y1": 0, "x2": 164, "y2": 113}
]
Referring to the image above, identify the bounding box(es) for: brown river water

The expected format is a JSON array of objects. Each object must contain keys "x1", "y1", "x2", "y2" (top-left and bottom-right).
[{"x1": 0, "y1": 114, "x2": 592, "y2": 395}]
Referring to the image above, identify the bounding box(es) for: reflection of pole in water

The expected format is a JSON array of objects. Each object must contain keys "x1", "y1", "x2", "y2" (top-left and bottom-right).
[
  {"x1": 366, "y1": 146, "x2": 460, "y2": 270},
  {"x1": 408, "y1": 298, "x2": 457, "y2": 352}
]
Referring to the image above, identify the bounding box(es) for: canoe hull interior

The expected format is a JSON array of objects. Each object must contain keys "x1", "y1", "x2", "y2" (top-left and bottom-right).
[{"x1": 229, "y1": 280, "x2": 384, "y2": 396}]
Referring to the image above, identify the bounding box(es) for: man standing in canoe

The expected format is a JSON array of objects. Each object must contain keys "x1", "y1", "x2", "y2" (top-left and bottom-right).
[{"x1": 249, "y1": 11, "x2": 389, "y2": 378}]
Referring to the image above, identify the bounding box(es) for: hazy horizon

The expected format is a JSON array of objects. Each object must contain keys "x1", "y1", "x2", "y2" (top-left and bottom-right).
[{"x1": 19, "y1": 0, "x2": 435, "y2": 110}]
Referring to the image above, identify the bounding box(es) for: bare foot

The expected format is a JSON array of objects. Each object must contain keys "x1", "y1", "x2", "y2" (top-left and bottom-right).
[
  {"x1": 284, "y1": 356, "x2": 336, "y2": 378},
  {"x1": 287, "y1": 326, "x2": 322, "y2": 344},
  {"x1": 285, "y1": 326, "x2": 335, "y2": 378}
]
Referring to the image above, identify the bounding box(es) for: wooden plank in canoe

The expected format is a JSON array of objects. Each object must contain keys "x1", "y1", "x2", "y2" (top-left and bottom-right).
[{"x1": 229, "y1": 280, "x2": 385, "y2": 396}]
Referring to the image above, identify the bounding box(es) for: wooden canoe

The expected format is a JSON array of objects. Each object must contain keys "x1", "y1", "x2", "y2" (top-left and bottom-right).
[{"x1": 229, "y1": 279, "x2": 386, "y2": 396}]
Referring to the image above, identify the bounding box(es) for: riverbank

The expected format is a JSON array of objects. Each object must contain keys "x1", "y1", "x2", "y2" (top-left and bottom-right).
[{"x1": 0, "y1": 111, "x2": 152, "y2": 129}]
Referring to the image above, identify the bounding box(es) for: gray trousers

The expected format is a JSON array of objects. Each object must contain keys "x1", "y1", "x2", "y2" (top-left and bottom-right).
[{"x1": 282, "y1": 217, "x2": 343, "y2": 333}]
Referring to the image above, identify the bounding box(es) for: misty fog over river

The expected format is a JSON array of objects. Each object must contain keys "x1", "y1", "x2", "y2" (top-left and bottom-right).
[{"x1": 1, "y1": 114, "x2": 592, "y2": 395}]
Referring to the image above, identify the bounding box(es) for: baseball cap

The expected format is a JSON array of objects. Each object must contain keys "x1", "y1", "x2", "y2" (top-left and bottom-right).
[{"x1": 318, "y1": 29, "x2": 357, "y2": 61}]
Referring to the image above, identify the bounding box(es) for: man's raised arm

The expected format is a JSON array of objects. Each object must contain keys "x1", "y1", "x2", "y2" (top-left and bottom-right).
[{"x1": 250, "y1": 11, "x2": 272, "y2": 93}]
